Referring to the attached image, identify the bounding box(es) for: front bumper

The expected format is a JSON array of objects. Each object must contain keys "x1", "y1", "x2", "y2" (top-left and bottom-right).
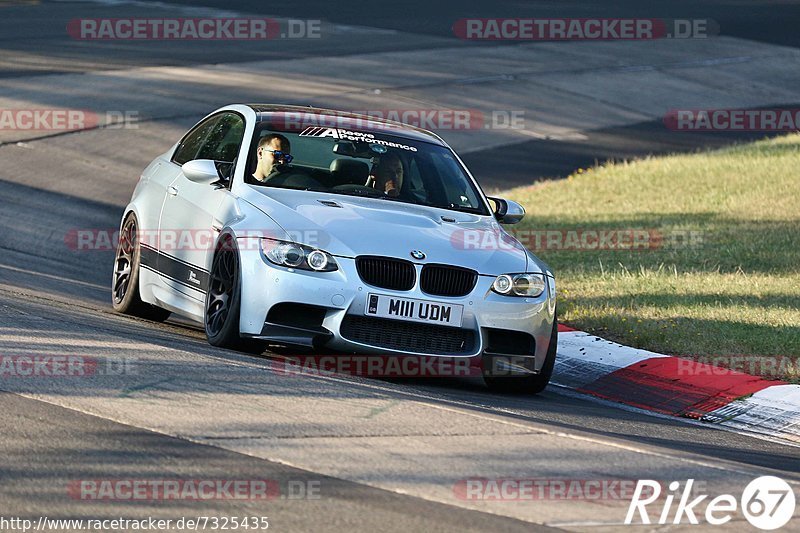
[{"x1": 237, "y1": 244, "x2": 556, "y2": 372}]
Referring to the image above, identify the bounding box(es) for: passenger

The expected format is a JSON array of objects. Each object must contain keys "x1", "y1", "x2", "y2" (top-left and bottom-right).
[
  {"x1": 372, "y1": 152, "x2": 403, "y2": 197},
  {"x1": 252, "y1": 134, "x2": 292, "y2": 183}
]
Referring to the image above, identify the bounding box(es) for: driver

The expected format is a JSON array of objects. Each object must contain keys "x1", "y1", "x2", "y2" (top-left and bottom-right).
[
  {"x1": 372, "y1": 152, "x2": 403, "y2": 197},
  {"x1": 252, "y1": 134, "x2": 292, "y2": 182}
]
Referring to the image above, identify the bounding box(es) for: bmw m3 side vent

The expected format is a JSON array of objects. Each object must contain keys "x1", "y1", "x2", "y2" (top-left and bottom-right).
[
  {"x1": 340, "y1": 315, "x2": 476, "y2": 355},
  {"x1": 355, "y1": 256, "x2": 415, "y2": 291},
  {"x1": 420, "y1": 265, "x2": 478, "y2": 297}
]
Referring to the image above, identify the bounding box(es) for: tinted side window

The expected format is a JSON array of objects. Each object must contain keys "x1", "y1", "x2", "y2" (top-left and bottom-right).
[
  {"x1": 196, "y1": 113, "x2": 245, "y2": 162},
  {"x1": 172, "y1": 115, "x2": 220, "y2": 165}
]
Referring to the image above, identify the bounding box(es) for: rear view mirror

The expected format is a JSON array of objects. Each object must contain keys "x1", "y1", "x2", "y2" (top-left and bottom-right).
[
  {"x1": 332, "y1": 140, "x2": 386, "y2": 158},
  {"x1": 333, "y1": 141, "x2": 358, "y2": 157},
  {"x1": 183, "y1": 159, "x2": 221, "y2": 184}
]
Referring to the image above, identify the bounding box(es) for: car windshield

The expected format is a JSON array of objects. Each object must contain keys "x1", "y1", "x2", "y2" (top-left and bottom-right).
[{"x1": 247, "y1": 123, "x2": 490, "y2": 215}]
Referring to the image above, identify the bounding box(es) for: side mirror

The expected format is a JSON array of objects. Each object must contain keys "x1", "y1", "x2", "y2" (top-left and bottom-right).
[
  {"x1": 183, "y1": 159, "x2": 221, "y2": 184},
  {"x1": 488, "y1": 197, "x2": 525, "y2": 224}
]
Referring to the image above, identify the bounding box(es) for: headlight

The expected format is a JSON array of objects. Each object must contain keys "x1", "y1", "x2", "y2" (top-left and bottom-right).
[
  {"x1": 492, "y1": 274, "x2": 513, "y2": 294},
  {"x1": 492, "y1": 273, "x2": 546, "y2": 297},
  {"x1": 271, "y1": 242, "x2": 305, "y2": 267},
  {"x1": 261, "y1": 238, "x2": 338, "y2": 272},
  {"x1": 306, "y1": 250, "x2": 330, "y2": 271}
]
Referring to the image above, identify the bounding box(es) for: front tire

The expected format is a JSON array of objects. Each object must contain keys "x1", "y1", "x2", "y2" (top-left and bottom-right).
[
  {"x1": 111, "y1": 213, "x2": 171, "y2": 322},
  {"x1": 204, "y1": 236, "x2": 266, "y2": 354},
  {"x1": 483, "y1": 318, "x2": 558, "y2": 394}
]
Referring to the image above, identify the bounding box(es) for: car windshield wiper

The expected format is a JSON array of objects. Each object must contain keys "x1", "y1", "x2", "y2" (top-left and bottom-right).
[
  {"x1": 398, "y1": 198, "x2": 482, "y2": 214},
  {"x1": 332, "y1": 189, "x2": 386, "y2": 199},
  {"x1": 443, "y1": 204, "x2": 483, "y2": 214},
  {"x1": 324, "y1": 189, "x2": 485, "y2": 214},
  {"x1": 264, "y1": 184, "x2": 325, "y2": 192}
]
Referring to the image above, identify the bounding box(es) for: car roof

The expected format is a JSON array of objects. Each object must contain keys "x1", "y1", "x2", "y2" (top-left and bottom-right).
[{"x1": 246, "y1": 104, "x2": 448, "y2": 146}]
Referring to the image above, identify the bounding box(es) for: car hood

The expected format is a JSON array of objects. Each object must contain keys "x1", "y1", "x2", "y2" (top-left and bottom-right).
[{"x1": 241, "y1": 187, "x2": 531, "y2": 276}]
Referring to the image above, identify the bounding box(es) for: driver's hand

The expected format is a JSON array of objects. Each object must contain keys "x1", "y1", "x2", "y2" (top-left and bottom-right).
[{"x1": 383, "y1": 179, "x2": 399, "y2": 197}]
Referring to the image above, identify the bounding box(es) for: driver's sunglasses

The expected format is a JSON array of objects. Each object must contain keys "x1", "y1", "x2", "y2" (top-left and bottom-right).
[{"x1": 264, "y1": 149, "x2": 293, "y2": 164}]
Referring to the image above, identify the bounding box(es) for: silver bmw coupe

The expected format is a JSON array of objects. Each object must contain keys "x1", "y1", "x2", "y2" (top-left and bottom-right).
[{"x1": 112, "y1": 104, "x2": 557, "y2": 393}]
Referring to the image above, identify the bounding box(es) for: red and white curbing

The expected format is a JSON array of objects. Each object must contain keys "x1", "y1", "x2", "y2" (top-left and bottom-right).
[{"x1": 553, "y1": 324, "x2": 800, "y2": 444}]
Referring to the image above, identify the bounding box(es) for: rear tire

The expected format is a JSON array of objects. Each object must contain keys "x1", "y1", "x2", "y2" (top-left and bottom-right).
[
  {"x1": 204, "y1": 236, "x2": 267, "y2": 354},
  {"x1": 111, "y1": 213, "x2": 171, "y2": 322},
  {"x1": 483, "y1": 317, "x2": 558, "y2": 394}
]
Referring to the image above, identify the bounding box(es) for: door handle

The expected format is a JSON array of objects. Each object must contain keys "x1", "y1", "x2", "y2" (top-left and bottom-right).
[{"x1": 167, "y1": 186, "x2": 178, "y2": 196}]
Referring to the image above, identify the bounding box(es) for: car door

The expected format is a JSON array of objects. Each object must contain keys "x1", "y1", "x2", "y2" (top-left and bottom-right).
[{"x1": 158, "y1": 112, "x2": 245, "y2": 306}]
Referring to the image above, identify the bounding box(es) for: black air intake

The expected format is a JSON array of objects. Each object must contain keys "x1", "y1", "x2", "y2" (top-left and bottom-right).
[
  {"x1": 355, "y1": 256, "x2": 416, "y2": 291},
  {"x1": 420, "y1": 265, "x2": 478, "y2": 297}
]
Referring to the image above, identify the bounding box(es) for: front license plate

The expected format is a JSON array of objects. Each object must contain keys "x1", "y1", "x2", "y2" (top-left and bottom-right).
[{"x1": 365, "y1": 294, "x2": 463, "y2": 328}]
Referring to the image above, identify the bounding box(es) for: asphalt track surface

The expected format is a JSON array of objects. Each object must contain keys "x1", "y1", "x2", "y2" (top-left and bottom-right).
[{"x1": 0, "y1": 1, "x2": 799, "y2": 531}]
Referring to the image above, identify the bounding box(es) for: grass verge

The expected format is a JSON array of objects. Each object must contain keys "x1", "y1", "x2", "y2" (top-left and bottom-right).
[{"x1": 503, "y1": 134, "x2": 800, "y2": 379}]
